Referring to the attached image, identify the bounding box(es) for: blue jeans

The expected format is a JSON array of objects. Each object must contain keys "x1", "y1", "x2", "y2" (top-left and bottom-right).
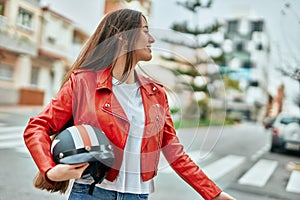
[{"x1": 68, "y1": 183, "x2": 149, "y2": 200}]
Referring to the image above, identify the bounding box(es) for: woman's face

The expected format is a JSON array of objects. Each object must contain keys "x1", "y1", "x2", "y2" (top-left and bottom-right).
[{"x1": 133, "y1": 17, "x2": 155, "y2": 62}]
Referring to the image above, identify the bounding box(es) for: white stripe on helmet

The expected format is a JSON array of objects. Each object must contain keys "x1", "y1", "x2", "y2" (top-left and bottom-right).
[
  {"x1": 83, "y1": 125, "x2": 100, "y2": 146},
  {"x1": 51, "y1": 138, "x2": 60, "y2": 154},
  {"x1": 68, "y1": 126, "x2": 84, "y2": 149}
]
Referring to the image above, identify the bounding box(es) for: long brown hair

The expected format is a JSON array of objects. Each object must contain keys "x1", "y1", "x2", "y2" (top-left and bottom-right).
[
  {"x1": 61, "y1": 9, "x2": 144, "y2": 87},
  {"x1": 34, "y1": 9, "x2": 145, "y2": 193}
]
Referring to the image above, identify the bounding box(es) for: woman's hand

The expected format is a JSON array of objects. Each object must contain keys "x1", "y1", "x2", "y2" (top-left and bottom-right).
[
  {"x1": 46, "y1": 163, "x2": 89, "y2": 182},
  {"x1": 212, "y1": 192, "x2": 236, "y2": 200}
]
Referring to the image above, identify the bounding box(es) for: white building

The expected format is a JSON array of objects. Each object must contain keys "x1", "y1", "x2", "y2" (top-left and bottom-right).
[
  {"x1": 220, "y1": 12, "x2": 271, "y2": 120},
  {"x1": 0, "y1": 0, "x2": 89, "y2": 105}
]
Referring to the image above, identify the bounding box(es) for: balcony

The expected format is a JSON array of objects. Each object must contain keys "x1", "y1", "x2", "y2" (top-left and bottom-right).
[{"x1": 0, "y1": 15, "x2": 37, "y2": 56}]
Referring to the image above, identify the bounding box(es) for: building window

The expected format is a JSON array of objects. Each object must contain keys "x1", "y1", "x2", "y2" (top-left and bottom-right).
[
  {"x1": 17, "y1": 8, "x2": 33, "y2": 30},
  {"x1": 0, "y1": 63, "x2": 13, "y2": 81},
  {"x1": 256, "y1": 43, "x2": 263, "y2": 50},
  {"x1": 30, "y1": 66, "x2": 39, "y2": 86},
  {"x1": 236, "y1": 42, "x2": 244, "y2": 51},
  {"x1": 0, "y1": 3, "x2": 4, "y2": 16},
  {"x1": 251, "y1": 20, "x2": 264, "y2": 32},
  {"x1": 47, "y1": 36, "x2": 56, "y2": 44},
  {"x1": 228, "y1": 20, "x2": 239, "y2": 33},
  {"x1": 242, "y1": 61, "x2": 253, "y2": 68}
]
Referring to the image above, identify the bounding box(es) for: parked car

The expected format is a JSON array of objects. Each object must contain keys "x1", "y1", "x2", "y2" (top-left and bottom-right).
[{"x1": 270, "y1": 113, "x2": 300, "y2": 152}]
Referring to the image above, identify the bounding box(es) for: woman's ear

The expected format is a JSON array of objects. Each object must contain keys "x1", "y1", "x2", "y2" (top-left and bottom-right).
[
  {"x1": 118, "y1": 33, "x2": 129, "y2": 44},
  {"x1": 118, "y1": 34, "x2": 128, "y2": 52},
  {"x1": 118, "y1": 34, "x2": 123, "y2": 41}
]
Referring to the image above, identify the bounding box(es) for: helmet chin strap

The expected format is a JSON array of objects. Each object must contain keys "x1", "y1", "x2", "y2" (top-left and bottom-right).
[{"x1": 88, "y1": 162, "x2": 109, "y2": 195}]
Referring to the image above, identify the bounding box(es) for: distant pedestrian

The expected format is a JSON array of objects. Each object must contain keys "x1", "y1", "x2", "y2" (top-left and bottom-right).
[{"x1": 24, "y1": 8, "x2": 235, "y2": 200}]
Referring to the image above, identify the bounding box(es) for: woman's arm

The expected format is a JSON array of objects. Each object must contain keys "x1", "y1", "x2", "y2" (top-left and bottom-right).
[
  {"x1": 23, "y1": 74, "x2": 75, "y2": 185},
  {"x1": 213, "y1": 192, "x2": 235, "y2": 200},
  {"x1": 161, "y1": 92, "x2": 234, "y2": 200},
  {"x1": 46, "y1": 163, "x2": 90, "y2": 182}
]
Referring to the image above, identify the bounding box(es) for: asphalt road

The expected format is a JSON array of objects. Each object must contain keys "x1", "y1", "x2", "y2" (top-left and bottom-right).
[
  {"x1": 0, "y1": 110, "x2": 299, "y2": 200},
  {"x1": 151, "y1": 124, "x2": 300, "y2": 200}
]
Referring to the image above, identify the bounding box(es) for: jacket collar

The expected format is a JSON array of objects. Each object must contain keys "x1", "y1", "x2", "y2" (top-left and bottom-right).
[
  {"x1": 95, "y1": 67, "x2": 113, "y2": 91},
  {"x1": 95, "y1": 67, "x2": 159, "y2": 95}
]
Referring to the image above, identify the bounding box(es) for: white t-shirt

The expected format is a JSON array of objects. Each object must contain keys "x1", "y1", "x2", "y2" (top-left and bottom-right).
[{"x1": 98, "y1": 78, "x2": 154, "y2": 194}]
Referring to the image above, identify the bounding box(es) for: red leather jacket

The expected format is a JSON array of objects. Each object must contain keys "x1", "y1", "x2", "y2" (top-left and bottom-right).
[{"x1": 23, "y1": 68, "x2": 221, "y2": 200}]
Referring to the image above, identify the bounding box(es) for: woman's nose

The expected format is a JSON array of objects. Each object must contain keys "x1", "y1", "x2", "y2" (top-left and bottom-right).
[{"x1": 149, "y1": 34, "x2": 155, "y2": 43}]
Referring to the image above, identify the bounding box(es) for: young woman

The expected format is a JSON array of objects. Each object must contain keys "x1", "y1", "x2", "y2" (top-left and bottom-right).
[{"x1": 24, "y1": 8, "x2": 235, "y2": 200}]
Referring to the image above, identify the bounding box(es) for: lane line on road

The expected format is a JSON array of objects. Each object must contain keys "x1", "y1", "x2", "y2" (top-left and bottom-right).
[
  {"x1": 238, "y1": 159, "x2": 278, "y2": 187},
  {"x1": 202, "y1": 155, "x2": 246, "y2": 180},
  {"x1": 286, "y1": 171, "x2": 300, "y2": 193},
  {"x1": 250, "y1": 142, "x2": 270, "y2": 161}
]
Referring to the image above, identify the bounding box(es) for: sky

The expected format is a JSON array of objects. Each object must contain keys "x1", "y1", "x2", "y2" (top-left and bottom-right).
[
  {"x1": 40, "y1": 0, "x2": 104, "y2": 33},
  {"x1": 41, "y1": 0, "x2": 300, "y2": 98},
  {"x1": 41, "y1": 0, "x2": 300, "y2": 68}
]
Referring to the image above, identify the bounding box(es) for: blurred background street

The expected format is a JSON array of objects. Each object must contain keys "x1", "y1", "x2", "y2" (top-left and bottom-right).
[{"x1": 0, "y1": 0, "x2": 300, "y2": 199}]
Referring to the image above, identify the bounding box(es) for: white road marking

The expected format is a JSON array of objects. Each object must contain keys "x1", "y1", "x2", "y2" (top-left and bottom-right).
[
  {"x1": 286, "y1": 171, "x2": 300, "y2": 193},
  {"x1": 0, "y1": 126, "x2": 25, "y2": 149},
  {"x1": 15, "y1": 146, "x2": 30, "y2": 155},
  {"x1": 251, "y1": 143, "x2": 270, "y2": 161},
  {"x1": 159, "y1": 150, "x2": 213, "y2": 174},
  {"x1": 0, "y1": 126, "x2": 25, "y2": 134},
  {"x1": 238, "y1": 159, "x2": 278, "y2": 187},
  {"x1": 202, "y1": 155, "x2": 246, "y2": 180},
  {"x1": 0, "y1": 132, "x2": 22, "y2": 140},
  {"x1": 0, "y1": 140, "x2": 24, "y2": 149}
]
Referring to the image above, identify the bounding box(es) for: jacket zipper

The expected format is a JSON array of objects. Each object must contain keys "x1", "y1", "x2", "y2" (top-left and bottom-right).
[
  {"x1": 101, "y1": 107, "x2": 129, "y2": 149},
  {"x1": 153, "y1": 104, "x2": 162, "y2": 175},
  {"x1": 101, "y1": 107, "x2": 129, "y2": 122}
]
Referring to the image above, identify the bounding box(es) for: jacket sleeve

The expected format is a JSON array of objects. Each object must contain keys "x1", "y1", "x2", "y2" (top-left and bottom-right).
[
  {"x1": 161, "y1": 93, "x2": 222, "y2": 200},
  {"x1": 23, "y1": 74, "x2": 75, "y2": 185}
]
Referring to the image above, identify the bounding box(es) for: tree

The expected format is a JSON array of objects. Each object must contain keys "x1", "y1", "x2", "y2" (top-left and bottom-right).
[
  {"x1": 160, "y1": 0, "x2": 224, "y2": 120},
  {"x1": 276, "y1": 67, "x2": 300, "y2": 107},
  {"x1": 275, "y1": 2, "x2": 300, "y2": 107}
]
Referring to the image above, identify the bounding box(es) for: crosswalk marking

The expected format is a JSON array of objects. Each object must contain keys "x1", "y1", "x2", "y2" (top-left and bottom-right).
[
  {"x1": 15, "y1": 146, "x2": 30, "y2": 155},
  {"x1": 159, "y1": 150, "x2": 213, "y2": 174},
  {"x1": 159, "y1": 154, "x2": 299, "y2": 195},
  {"x1": 286, "y1": 171, "x2": 300, "y2": 193},
  {"x1": 0, "y1": 126, "x2": 25, "y2": 150},
  {"x1": 0, "y1": 140, "x2": 24, "y2": 149},
  {"x1": 0, "y1": 126, "x2": 25, "y2": 134},
  {"x1": 202, "y1": 155, "x2": 245, "y2": 180},
  {"x1": 238, "y1": 159, "x2": 278, "y2": 187},
  {"x1": 0, "y1": 132, "x2": 22, "y2": 140}
]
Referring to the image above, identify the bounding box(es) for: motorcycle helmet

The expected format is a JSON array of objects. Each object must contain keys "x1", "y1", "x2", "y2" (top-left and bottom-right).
[{"x1": 51, "y1": 125, "x2": 114, "y2": 195}]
